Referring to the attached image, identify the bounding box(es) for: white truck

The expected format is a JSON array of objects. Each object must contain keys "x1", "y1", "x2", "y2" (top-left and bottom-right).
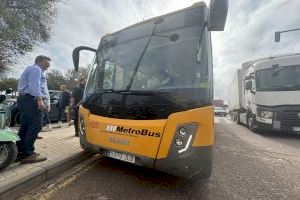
[{"x1": 228, "y1": 53, "x2": 300, "y2": 133}]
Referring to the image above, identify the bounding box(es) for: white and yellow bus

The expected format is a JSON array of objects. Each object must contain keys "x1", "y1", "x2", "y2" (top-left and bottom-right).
[{"x1": 72, "y1": 0, "x2": 228, "y2": 179}]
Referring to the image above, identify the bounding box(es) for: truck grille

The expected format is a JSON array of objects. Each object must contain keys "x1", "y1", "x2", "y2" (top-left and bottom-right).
[{"x1": 280, "y1": 111, "x2": 300, "y2": 127}]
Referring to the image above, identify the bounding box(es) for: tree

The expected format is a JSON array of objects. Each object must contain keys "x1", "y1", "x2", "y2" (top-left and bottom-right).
[
  {"x1": 64, "y1": 67, "x2": 89, "y2": 90},
  {"x1": 46, "y1": 69, "x2": 66, "y2": 90},
  {"x1": 46, "y1": 67, "x2": 89, "y2": 91},
  {"x1": 0, "y1": 0, "x2": 59, "y2": 69},
  {"x1": 0, "y1": 77, "x2": 18, "y2": 92},
  {"x1": 0, "y1": 66, "x2": 9, "y2": 79}
]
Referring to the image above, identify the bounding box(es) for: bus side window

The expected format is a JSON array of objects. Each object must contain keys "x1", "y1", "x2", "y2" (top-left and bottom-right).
[
  {"x1": 103, "y1": 61, "x2": 114, "y2": 89},
  {"x1": 103, "y1": 60, "x2": 124, "y2": 90}
]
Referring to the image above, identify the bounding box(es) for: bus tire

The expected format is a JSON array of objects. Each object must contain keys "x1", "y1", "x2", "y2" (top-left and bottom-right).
[{"x1": 80, "y1": 140, "x2": 97, "y2": 155}]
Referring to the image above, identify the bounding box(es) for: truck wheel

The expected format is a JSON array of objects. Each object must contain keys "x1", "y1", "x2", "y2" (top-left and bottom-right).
[
  {"x1": 0, "y1": 142, "x2": 18, "y2": 170},
  {"x1": 237, "y1": 114, "x2": 242, "y2": 125},
  {"x1": 247, "y1": 115, "x2": 257, "y2": 133},
  {"x1": 232, "y1": 112, "x2": 237, "y2": 122}
]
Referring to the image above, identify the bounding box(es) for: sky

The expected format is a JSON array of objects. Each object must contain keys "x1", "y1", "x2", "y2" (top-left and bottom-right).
[{"x1": 16, "y1": 0, "x2": 300, "y2": 100}]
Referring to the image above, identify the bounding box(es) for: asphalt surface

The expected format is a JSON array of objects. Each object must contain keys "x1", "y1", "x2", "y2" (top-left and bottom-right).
[{"x1": 19, "y1": 117, "x2": 300, "y2": 200}]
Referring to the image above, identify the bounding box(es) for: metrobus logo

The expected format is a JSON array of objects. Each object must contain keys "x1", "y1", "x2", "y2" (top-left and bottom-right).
[
  {"x1": 105, "y1": 124, "x2": 161, "y2": 137},
  {"x1": 106, "y1": 125, "x2": 118, "y2": 132}
]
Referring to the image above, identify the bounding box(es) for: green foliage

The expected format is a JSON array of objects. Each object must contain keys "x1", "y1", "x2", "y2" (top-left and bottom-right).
[
  {"x1": 46, "y1": 69, "x2": 66, "y2": 90},
  {"x1": 0, "y1": 77, "x2": 18, "y2": 92},
  {"x1": 0, "y1": 66, "x2": 9, "y2": 79},
  {"x1": 0, "y1": 67, "x2": 89, "y2": 93},
  {"x1": 0, "y1": 0, "x2": 59, "y2": 70},
  {"x1": 46, "y1": 67, "x2": 89, "y2": 91}
]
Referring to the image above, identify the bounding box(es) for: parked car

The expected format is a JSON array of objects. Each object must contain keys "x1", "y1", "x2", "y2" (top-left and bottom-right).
[
  {"x1": 48, "y1": 90, "x2": 68, "y2": 122},
  {"x1": 214, "y1": 107, "x2": 227, "y2": 117},
  {"x1": 9, "y1": 90, "x2": 68, "y2": 126}
]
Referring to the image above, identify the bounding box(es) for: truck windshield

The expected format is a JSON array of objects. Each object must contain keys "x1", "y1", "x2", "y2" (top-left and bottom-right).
[
  {"x1": 85, "y1": 7, "x2": 209, "y2": 98},
  {"x1": 256, "y1": 65, "x2": 300, "y2": 91}
]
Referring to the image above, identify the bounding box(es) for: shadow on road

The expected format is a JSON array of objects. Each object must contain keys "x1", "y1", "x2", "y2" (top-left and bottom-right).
[
  {"x1": 96, "y1": 157, "x2": 197, "y2": 185},
  {"x1": 258, "y1": 131, "x2": 300, "y2": 139}
]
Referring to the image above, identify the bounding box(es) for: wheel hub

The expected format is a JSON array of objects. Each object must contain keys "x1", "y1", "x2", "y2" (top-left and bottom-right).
[{"x1": 0, "y1": 145, "x2": 9, "y2": 164}]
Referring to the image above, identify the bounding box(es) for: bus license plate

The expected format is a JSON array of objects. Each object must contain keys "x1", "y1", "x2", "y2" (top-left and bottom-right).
[
  {"x1": 293, "y1": 127, "x2": 300, "y2": 132},
  {"x1": 108, "y1": 151, "x2": 135, "y2": 164}
]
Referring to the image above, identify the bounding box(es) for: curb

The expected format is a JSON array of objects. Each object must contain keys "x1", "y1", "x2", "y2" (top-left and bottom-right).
[{"x1": 0, "y1": 151, "x2": 93, "y2": 199}]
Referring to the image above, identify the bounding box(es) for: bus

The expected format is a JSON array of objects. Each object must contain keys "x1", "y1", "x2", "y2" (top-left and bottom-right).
[{"x1": 72, "y1": 0, "x2": 228, "y2": 179}]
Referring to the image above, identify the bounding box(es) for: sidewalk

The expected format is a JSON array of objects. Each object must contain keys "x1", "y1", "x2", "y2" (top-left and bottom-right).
[{"x1": 0, "y1": 125, "x2": 91, "y2": 199}]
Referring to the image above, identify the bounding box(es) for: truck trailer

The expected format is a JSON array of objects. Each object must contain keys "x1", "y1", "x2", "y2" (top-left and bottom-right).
[{"x1": 228, "y1": 53, "x2": 300, "y2": 133}]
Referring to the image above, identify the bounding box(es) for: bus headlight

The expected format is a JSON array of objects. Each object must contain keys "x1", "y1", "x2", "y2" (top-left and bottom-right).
[
  {"x1": 173, "y1": 123, "x2": 197, "y2": 154},
  {"x1": 175, "y1": 138, "x2": 183, "y2": 146},
  {"x1": 178, "y1": 127, "x2": 187, "y2": 136},
  {"x1": 79, "y1": 115, "x2": 86, "y2": 135}
]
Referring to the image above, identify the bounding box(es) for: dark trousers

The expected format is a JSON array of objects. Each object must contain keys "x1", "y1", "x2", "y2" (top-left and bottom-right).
[
  {"x1": 43, "y1": 110, "x2": 50, "y2": 125},
  {"x1": 16, "y1": 95, "x2": 43, "y2": 156},
  {"x1": 58, "y1": 106, "x2": 65, "y2": 122},
  {"x1": 73, "y1": 107, "x2": 79, "y2": 135}
]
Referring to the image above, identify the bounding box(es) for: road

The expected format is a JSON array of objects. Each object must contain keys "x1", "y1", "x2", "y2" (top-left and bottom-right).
[{"x1": 19, "y1": 117, "x2": 300, "y2": 200}]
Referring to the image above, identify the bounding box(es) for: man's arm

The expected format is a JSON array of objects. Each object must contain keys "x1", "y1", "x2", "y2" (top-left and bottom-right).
[
  {"x1": 27, "y1": 67, "x2": 43, "y2": 97},
  {"x1": 27, "y1": 67, "x2": 45, "y2": 110}
]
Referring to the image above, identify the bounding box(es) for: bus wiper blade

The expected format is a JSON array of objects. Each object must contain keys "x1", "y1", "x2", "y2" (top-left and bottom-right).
[{"x1": 124, "y1": 18, "x2": 164, "y2": 91}]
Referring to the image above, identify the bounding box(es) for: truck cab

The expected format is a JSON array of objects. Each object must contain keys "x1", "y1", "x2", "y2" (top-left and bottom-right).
[{"x1": 243, "y1": 54, "x2": 300, "y2": 133}]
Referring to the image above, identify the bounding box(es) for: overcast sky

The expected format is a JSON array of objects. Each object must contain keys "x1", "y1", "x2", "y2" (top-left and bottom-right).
[{"x1": 17, "y1": 0, "x2": 300, "y2": 100}]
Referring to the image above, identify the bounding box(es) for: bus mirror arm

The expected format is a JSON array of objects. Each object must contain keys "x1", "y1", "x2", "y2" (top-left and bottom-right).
[{"x1": 72, "y1": 46, "x2": 97, "y2": 72}]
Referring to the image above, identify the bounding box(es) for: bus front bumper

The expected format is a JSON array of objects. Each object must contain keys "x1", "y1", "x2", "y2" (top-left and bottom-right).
[{"x1": 80, "y1": 133, "x2": 212, "y2": 179}]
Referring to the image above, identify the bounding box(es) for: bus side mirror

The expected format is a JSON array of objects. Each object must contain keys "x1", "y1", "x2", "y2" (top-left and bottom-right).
[
  {"x1": 208, "y1": 0, "x2": 229, "y2": 31},
  {"x1": 72, "y1": 46, "x2": 97, "y2": 72},
  {"x1": 245, "y1": 81, "x2": 252, "y2": 90}
]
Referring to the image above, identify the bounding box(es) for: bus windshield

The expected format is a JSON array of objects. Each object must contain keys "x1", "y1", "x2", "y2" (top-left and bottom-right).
[{"x1": 85, "y1": 6, "x2": 209, "y2": 98}]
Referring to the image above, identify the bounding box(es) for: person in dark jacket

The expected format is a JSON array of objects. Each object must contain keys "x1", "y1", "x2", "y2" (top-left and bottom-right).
[
  {"x1": 71, "y1": 77, "x2": 85, "y2": 137},
  {"x1": 57, "y1": 84, "x2": 70, "y2": 128}
]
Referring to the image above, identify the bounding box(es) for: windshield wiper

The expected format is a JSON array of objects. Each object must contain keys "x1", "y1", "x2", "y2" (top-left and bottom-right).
[{"x1": 124, "y1": 18, "x2": 163, "y2": 91}]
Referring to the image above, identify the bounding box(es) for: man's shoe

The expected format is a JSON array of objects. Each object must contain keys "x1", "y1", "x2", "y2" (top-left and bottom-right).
[
  {"x1": 15, "y1": 153, "x2": 28, "y2": 162},
  {"x1": 20, "y1": 153, "x2": 47, "y2": 164},
  {"x1": 42, "y1": 124, "x2": 52, "y2": 132}
]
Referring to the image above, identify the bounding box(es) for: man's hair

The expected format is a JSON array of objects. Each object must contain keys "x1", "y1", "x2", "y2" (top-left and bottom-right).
[{"x1": 35, "y1": 55, "x2": 51, "y2": 64}]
